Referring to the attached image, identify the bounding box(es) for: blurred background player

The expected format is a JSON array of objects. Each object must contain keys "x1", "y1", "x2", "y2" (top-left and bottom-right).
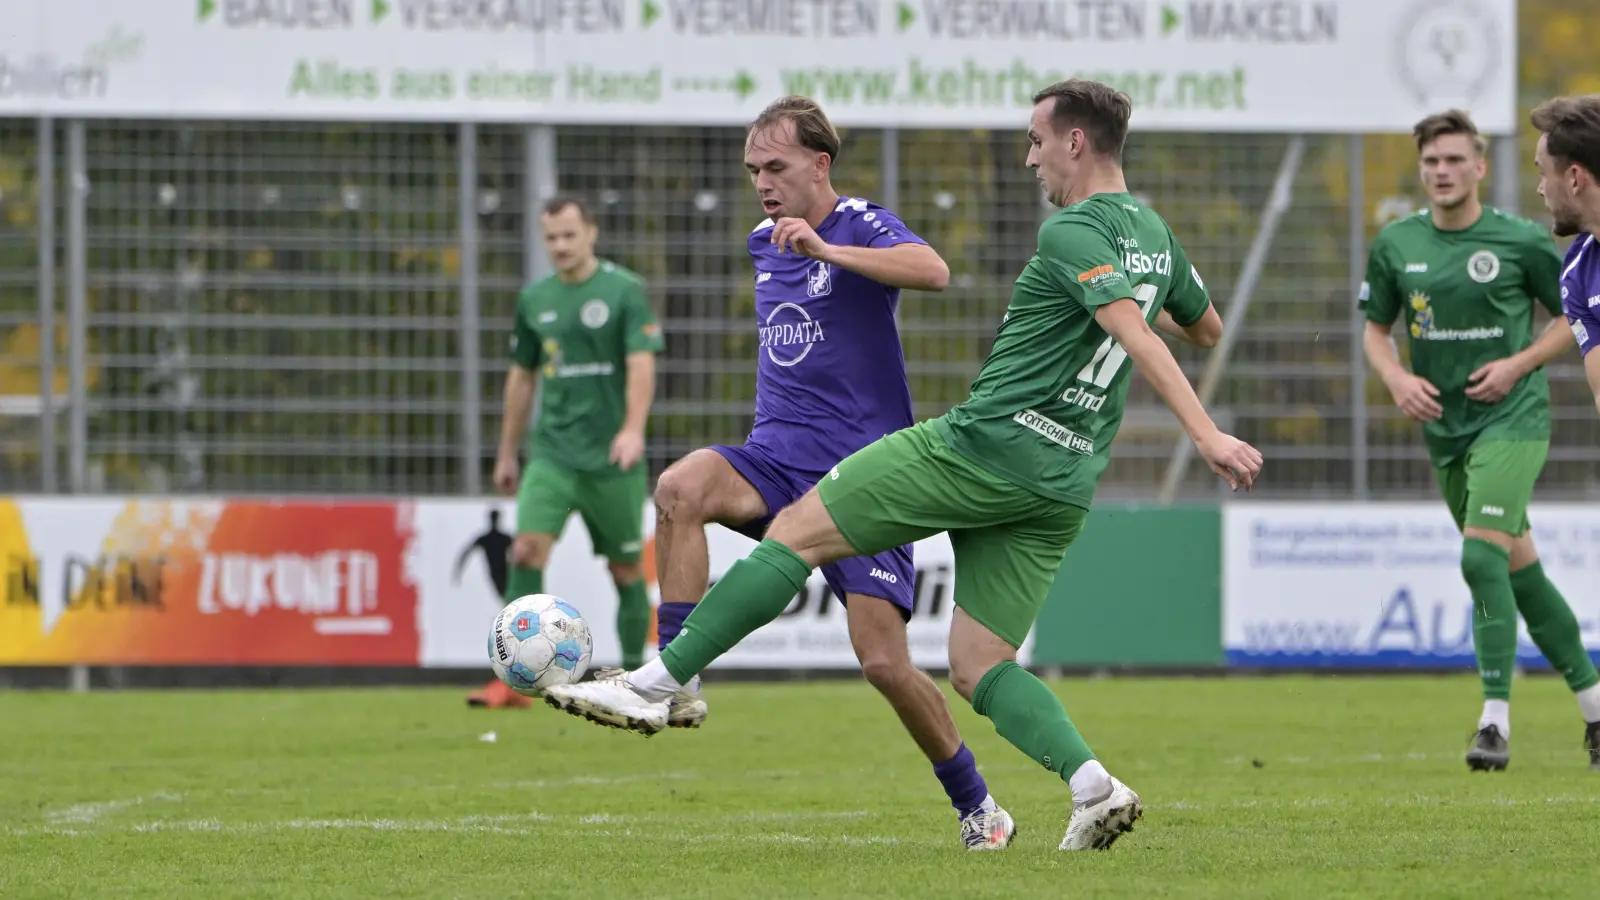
[
  {"x1": 549, "y1": 79, "x2": 1261, "y2": 852},
  {"x1": 467, "y1": 195, "x2": 665, "y2": 709},
  {"x1": 1531, "y1": 94, "x2": 1600, "y2": 768},
  {"x1": 1360, "y1": 109, "x2": 1600, "y2": 770},
  {"x1": 624, "y1": 95, "x2": 1015, "y2": 851}
]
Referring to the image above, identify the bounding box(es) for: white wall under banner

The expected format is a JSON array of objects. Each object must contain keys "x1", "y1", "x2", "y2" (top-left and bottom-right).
[
  {"x1": 0, "y1": 0, "x2": 1518, "y2": 132},
  {"x1": 415, "y1": 500, "x2": 1022, "y2": 671},
  {"x1": 1223, "y1": 502, "x2": 1600, "y2": 669}
]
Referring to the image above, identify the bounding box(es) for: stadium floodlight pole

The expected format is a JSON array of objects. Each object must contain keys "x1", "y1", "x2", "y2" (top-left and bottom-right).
[
  {"x1": 1349, "y1": 133, "x2": 1369, "y2": 499},
  {"x1": 1157, "y1": 134, "x2": 1305, "y2": 504},
  {"x1": 37, "y1": 116, "x2": 56, "y2": 494},
  {"x1": 66, "y1": 119, "x2": 87, "y2": 496},
  {"x1": 459, "y1": 121, "x2": 483, "y2": 496}
]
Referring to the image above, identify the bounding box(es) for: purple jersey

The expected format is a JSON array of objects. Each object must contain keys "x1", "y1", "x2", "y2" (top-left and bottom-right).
[
  {"x1": 1561, "y1": 233, "x2": 1600, "y2": 357},
  {"x1": 747, "y1": 197, "x2": 925, "y2": 469}
]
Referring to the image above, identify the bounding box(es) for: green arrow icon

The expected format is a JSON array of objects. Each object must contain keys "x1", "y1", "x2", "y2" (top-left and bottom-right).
[
  {"x1": 732, "y1": 70, "x2": 756, "y2": 101},
  {"x1": 1161, "y1": 4, "x2": 1180, "y2": 35},
  {"x1": 373, "y1": 0, "x2": 390, "y2": 23},
  {"x1": 642, "y1": 0, "x2": 660, "y2": 28},
  {"x1": 198, "y1": 0, "x2": 216, "y2": 22},
  {"x1": 897, "y1": 2, "x2": 915, "y2": 30},
  {"x1": 673, "y1": 73, "x2": 760, "y2": 101}
]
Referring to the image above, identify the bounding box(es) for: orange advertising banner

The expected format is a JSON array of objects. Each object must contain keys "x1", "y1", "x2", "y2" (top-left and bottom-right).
[{"x1": 0, "y1": 498, "x2": 419, "y2": 665}]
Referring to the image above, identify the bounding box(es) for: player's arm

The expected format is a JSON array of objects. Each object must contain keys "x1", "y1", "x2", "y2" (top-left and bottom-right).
[
  {"x1": 496, "y1": 300, "x2": 543, "y2": 493},
  {"x1": 618, "y1": 350, "x2": 655, "y2": 441},
  {"x1": 1155, "y1": 245, "x2": 1220, "y2": 348},
  {"x1": 820, "y1": 242, "x2": 950, "y2": 291},
  {"x1": 1467, "y1": 230, "x2": 1575, "y2": 402},
  {"x1": 1154, "y1": 306, "x2": 1221, "y2": 347},
  {"x1": 1038, "y1": 221, "x2": 1257, "y2": 489},
  {"x1": 611, "y1": 281, "x2": 665, "y2": 470},
  {"x1": 1585, "y1": 352, "x2": 1600, "y2": 419},
  {"x1": 1566, "y1": 299, "x2": 1600, "y2": 418},
  {"x1": 1096, "y1": 300, "x2": 1260, "y2": 490},
  {"x1": 1358, "y1": 242, "x2": 1442, "y2": 421},
  {"x1": 771, "y1": 209, "x2": 949, "y2": 291}
]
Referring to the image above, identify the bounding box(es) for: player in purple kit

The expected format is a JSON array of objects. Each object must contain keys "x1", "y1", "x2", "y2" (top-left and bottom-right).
[
  {"x1": 1530, "y1": 94, "x2": 1600, "y2": 768},
  {"x1": 557, "y1": 96, "x2": 1017, "y2": 850}
]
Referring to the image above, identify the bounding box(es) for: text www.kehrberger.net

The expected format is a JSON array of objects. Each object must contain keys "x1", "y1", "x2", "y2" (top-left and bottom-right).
[{"x1": 778, "y1": 59, "x2": 1247, "y2": 110}]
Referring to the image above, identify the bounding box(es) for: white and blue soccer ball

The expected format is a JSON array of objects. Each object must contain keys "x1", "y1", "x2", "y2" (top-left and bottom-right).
[{"x1": 488, "y1": 594, "x2": 594, "y2": 696}]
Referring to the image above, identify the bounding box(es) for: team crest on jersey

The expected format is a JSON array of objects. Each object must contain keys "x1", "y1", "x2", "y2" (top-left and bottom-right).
[
  {"x1": 1467, "y1": 250, "x2": 1500, "y2": 284},
  {"x1": 580, "y1": 299, "x2": 610, "y2": 328},
  {"x1": 807, "y1": 262, "x2": 833, "y2": 298}
]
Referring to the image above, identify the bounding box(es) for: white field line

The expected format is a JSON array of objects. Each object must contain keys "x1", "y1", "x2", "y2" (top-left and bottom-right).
[
  {"x1": 5, "y1": 808, "x2": 876, "y2": 840},
  {"x1": 43, "y1": 792, "x2": 183, "y2": 826}
]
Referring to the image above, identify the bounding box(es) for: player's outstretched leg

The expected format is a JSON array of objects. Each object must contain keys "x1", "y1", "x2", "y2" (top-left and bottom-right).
[
  {"x1": 949, "y1": 606, "x2": 1140, "y2": 851},
  {"x1": 1506, "y1": 547, "x2": 1600, "y2": 770},
  {"x1": 1461, "y1": 531, "x2": 1517, "y2": 771},
  {"x1": 845, "y1": 592, "x2": 1014, "y2": 850},
  {"x1": 651, "y1": 448, "x2": 771, "y2": 728}
]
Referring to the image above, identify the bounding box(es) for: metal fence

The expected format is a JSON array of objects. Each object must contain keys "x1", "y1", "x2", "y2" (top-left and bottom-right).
[{"x1": 3, "y1": 117, "x2": 1599, "y2": 501}]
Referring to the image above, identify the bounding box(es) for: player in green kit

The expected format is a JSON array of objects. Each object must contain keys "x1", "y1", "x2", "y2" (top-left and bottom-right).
[
  {"x1": 546, "y1": 80, "x2": 1263, "y2": 849},
  {"x1": 467, "y1": 195, "x2": 665, "y2": 709},
  {"x1": 1360, "y1": 110, "x2": 1600, "y2": 769}
]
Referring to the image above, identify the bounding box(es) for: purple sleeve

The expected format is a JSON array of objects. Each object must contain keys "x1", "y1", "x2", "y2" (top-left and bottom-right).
[
  {"x1": 854, "y1": 206, "x2": 928, "y2": 249},
  {"x1": 1564, "y1": 289, "x2": 1600, "y2": 357}
]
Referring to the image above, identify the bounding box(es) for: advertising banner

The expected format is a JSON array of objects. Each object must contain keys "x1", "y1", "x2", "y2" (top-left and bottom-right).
[
  {"x1": 0, "y1": 498, "x2": 419, "y2": 665},
  {"x1": 416, "y1": 498, "x2": 988, "y2": 671},
  {"x1": 0, "y1": 0, "x2": 1517, "y2": 131},
  {"x1": 1223, "y1": 502, "x2": 1600, "y2": 669}
]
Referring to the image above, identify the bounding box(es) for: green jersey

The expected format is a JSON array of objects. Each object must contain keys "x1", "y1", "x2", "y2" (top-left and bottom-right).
[
  {"x1": 934, "y1": 192, "x2": 1212, "y2": 508},
  {"x1": 1361, "y1": 207, "x2": 1563, "y2": 467},
  {"x1": 510, "y1": 259, "x2": 664, "y2": 473}
]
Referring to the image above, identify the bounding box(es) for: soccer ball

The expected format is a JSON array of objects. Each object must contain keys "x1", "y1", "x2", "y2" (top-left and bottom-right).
[{"x1": 488, "y1": 594, "x2": 594, "y2": 696}]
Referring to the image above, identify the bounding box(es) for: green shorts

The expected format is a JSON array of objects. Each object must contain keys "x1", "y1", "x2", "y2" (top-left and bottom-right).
[
  {"x1": 517, "y1": 456, "x2": 647, "y2": 562},
  {"x1": 1434, "y1": 439, "x2": 1547, "y2": 537},
  {"x1": 816, "y1": 420, "x2": 1087, "y2": 648}
]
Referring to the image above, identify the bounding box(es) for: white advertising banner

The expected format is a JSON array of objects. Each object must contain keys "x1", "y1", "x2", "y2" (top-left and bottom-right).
[
  {"x1": 0, "y1": 0, "x2": 1517, "y2": 131},
  {"x1": 416, "y1": 499, "x2": 993, "y2": 671},
  {"x1": 1223, "y1": 502, "x2": 1600, "y2": 669}
]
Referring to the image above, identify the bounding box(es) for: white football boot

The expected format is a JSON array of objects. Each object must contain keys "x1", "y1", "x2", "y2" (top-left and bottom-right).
[
  {"x1": 667, "y1": 675, "x2": 708, "y2": 729},
  {"x1": 589, "y1": 668, "x2": 707, "y2": 729},
  {"x1": 544, "y1": 669, "x2": 670, "y2": 735},
  {"x1": 1059, "y1": 777, "x2": 1142, "y2": 851},
  {"x1": 959, "y1": 796, "x2": 1016, "y2": 851}
]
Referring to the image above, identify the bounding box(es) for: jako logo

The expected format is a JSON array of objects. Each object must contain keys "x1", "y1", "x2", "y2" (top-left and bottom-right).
[{"x1": 869, "y1": 568, "x2": 898, "y2": 584}]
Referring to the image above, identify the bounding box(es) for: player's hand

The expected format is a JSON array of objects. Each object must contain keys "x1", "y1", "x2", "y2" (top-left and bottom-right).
[
  {"x1": 770, "y1": 217, "x2": 834, "y2": 262},
  {"x1": 1197, "y1": 431, "x2": 1263, "y2": 492},
  {"x1": 1385, "y1": 372, "x2": 1443, "y2": 421},
  {"x1": 492, "y1": 453, "x2": 520, "y2": 496},
  {"x1": 609, "y1": 428, "x2": 645, "y2": 471},
  {"x1": 1465, "y1": 357, "x2": 1526, "y2": 404}
]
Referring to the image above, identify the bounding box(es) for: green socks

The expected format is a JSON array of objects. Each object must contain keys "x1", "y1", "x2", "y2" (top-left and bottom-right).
[
  {"x1": 971, "y1": 661, "x2": 1096, "y2": 784},
  {"x1": 660, "y1": 539, "x2": 811, "y2": 685},
  {"x1": 1462, "y1": 538, "x2": 1516, "y2": 701},
  {"x1": 615, "y1": 579, "x2": 651, "y2": 670},
  {"x1": 1510, "y1": 561, "x2": 1600, "y2": 693},
  {"x1": 505, "y1": 566, "x2": 543, "y2": 604}
]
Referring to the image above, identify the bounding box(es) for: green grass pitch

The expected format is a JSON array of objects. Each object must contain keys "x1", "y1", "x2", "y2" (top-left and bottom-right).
[{"x1": 3, "y1": 674, "x2": 1597, "y2": 899}]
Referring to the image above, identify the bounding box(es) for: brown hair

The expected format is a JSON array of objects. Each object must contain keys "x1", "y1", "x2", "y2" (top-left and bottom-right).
[
  {"x1": 1530, "y1": 95, "x2": 1600, "y2": 180},
  {"x1": 541, "y1": 193, "x2": 594, "y2": 224},
  {"x1": 747, "y1": 95, "x2": 842, "y2": 162},
  {"x1": 1412, "y1": 109, "x2": 1486, "y2": 155},
  {"x1": 1031, "y1": 79, "x2": 1133, "y2": 161}
]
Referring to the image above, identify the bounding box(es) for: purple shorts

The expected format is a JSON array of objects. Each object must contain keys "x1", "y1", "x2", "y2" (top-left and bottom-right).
[{"x1": 711, "y1": 443, "x2": 915, "y2": 617}]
